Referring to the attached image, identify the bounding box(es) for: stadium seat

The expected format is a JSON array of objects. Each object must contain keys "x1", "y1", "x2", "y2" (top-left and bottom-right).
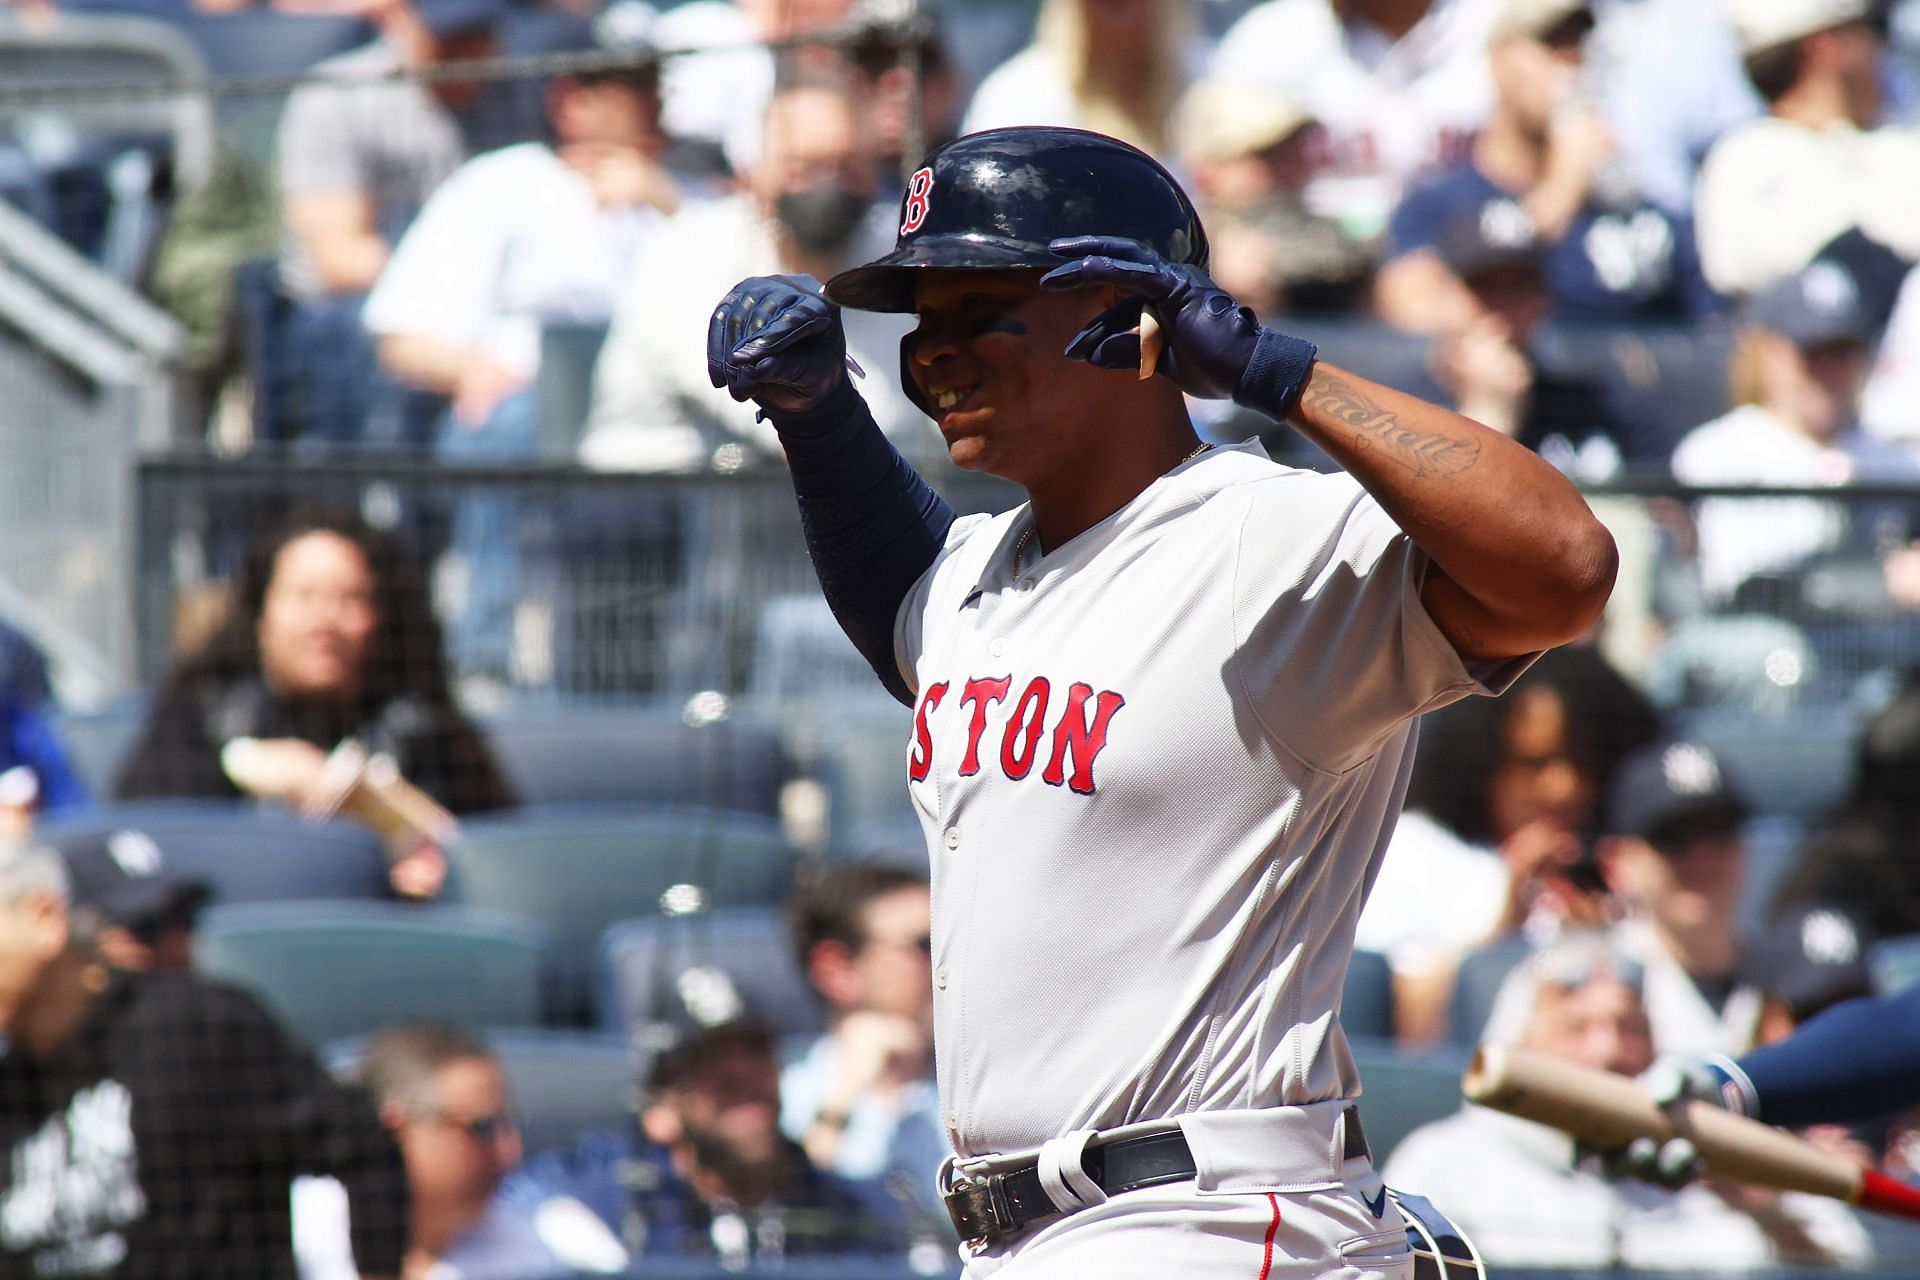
[
  {"x1": 1349, "y1": 1037, "x2": 1471, "y2": 1168},
  {"x1": 813, "y1": 705, "x2": 919, "y2": 858},
  {"x1": 535, "y1": 320, "x2": 611, "y2": 458},
  {"x1": 325, "y1": 1026, "x2": 638, "y2": 1159},
  {"x1": 597, "y1": 905, "x2": 823, "y2": 1039},
  {"x1": 1446, "y1": 937, "x2": 1536, "y2": 1049},
  {"x1": 444, "y1": 807, "x2": 802, "y2": 1024},
  {"x1": 480, "y1": 701, "x2": 791, "y2": 817},
  {"x1": 193, "y1": 900, "x2": 550, "y2": 1046},
  {"x1": 50, "y1": 694, "x2": 147, "y2": 796},
  {"x1": 38, "y1": 800, "x2": 393, "y2": 905},
  {"x1": 1672, "y1": 701, "x2": 1861, "y2": 821},
  {"x1": 1341, "y1": 949, "x2": 1396, "y2": 1042},
  {"x1": 1872, "y1": 934, "x2": 1920, "y2": 996}
]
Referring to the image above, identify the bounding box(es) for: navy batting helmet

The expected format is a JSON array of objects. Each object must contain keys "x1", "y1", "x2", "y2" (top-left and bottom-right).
[{"x1": 824, "y1": 126, "x2": 1210, "y2": 313}]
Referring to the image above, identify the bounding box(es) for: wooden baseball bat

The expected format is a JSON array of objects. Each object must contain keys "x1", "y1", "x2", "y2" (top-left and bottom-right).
[{"x1": 1463, "y1": 1043, "x2": 1920, "y2": 1223}]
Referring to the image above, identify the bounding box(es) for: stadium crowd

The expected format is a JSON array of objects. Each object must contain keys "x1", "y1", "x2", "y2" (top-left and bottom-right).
[{"x1": 8, "y1": 0, "x2": 1920, "y2": 1274}]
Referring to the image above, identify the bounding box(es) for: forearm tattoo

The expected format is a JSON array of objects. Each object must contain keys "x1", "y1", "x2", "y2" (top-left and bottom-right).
[{"x1": 1302, "y1": 372, "x2": 1480, "y2": 478}]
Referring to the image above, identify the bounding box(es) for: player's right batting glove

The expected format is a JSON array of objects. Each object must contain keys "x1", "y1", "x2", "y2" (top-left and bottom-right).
[
  {"x1": 1039, "y1": 236, "x2": 1317, "y2": 418},
  {"x1": 1589, "y1": 1055, "x2": 1757, "y2": 1189},
  {"x1": 707, "y1": 274, "x2": 860, "y2": 417}
]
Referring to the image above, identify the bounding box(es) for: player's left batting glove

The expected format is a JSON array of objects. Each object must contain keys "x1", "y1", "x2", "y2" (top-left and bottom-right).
[
  {"x1": 1039, "y1": 236, "x2": 1317, "y2": 418},
  {"x1": 707, "y1": 274, "x2": 864, "y2": 418}
]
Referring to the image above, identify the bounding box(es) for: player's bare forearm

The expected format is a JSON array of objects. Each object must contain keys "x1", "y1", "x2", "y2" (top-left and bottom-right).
[{"x1": 1287, "y1": 361, "x2": 1617, "y2": 659}]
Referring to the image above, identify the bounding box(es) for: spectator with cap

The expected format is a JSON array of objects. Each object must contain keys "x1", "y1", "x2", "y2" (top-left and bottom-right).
[
  {"x1": 0, "y1": 836, "x2": 410, "y2": 1278},
  {"x1": 1694, "y1": 0, "x2": 1920, "y2": 300},
  {"x1": 1671, "y1": 258, "x2": 1920, "y2": 609},
  {"x1": 1375, "y1": 0, "x2": 1721, "y2": 334},
  {"x1": 1405, "y1": 195, "x2": 1680, "y2": 477},
  {"x1": 1745, "y1": 901, "x2": 1877, "y2": 1048},
  {"x1": 365, "y1": 0, "x2": 679, "y2": 684},
  {"x1": 293, "y1": 1025, "x2": 626, "y2": 1280},
  {"x1": 1388, "y1": 928, "x2": 1872, "y2": 1267},
  {"x1": 1592, "y1": 738, "x2": 1764, "y2": 1056},
  {"x1": 501, "y1": 1019, "x2": 909, "y2": 1263},
  {"x1": 273, "y1": 0, "x2": 506, "y2": 451},
  {"x1": 56, "y1": 828, "x2": 210, "y2": 972},
  {"x1": 780, "y1": 863, "x2": 947, "y2": 1228},
  {"x1": 1171, "y1": 77, "x2": 1374, "y2": 320}
]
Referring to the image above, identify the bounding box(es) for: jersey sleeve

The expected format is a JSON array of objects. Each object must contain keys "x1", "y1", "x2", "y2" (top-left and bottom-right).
[
  {"x1": 1738, "y1": 985, "x2": 1920, "y2": 1128},
  {"x1": 1231, "y1": 476, "x2": 1533, "y2": 773}
]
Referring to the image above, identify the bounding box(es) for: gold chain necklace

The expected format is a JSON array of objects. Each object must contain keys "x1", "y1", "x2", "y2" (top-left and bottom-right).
[{"x1": 1012, "y1": 442, "x2": 1213, "y2": 577}]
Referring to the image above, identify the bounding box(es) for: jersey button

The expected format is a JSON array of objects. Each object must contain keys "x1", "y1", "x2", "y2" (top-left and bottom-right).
[
  {"x1": 989, "y1": 638, "x2": 1008, "y2": 658},
  {"x1": 943, "y1": 827, "x2": 960, "y2": 850},
  {"x1": 1015, "y1": 577, "x2": 1036, "y2": 593},
  {"x1": 935, "y1": 967, "x2": 949, "y2": 989}
]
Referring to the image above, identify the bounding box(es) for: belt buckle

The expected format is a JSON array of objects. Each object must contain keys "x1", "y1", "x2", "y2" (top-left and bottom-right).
[{"x1": 944, "y1": 1170, "x2": 1017, "y2": 1246}]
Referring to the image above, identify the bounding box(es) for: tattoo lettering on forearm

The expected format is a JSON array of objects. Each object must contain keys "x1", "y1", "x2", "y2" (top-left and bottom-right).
[{"x1": 1304, "y1": 373, "x2": 1480, "y2": 478}]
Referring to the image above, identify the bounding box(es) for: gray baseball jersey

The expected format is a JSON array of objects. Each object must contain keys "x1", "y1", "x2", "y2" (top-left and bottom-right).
[{"x1": 894, "y1": 442, "x2": 1529, "y2": 1158}]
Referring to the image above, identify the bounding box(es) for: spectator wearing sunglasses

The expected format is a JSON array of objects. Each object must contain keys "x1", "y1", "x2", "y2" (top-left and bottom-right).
[
  {"x1": 294, "y1": 1025, "x2": 624, "y2": 1280},
  {"x1": 781, "y1": 863, "x2": 948, "y2": 1229}
]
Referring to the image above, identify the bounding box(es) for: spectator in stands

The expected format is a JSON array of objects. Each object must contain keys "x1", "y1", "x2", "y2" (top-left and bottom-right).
[
  {"x1": 1386, "y1": 928, "x2": 1872, "y2": 1266},
  {"x1": 0, "y1": 619, "x2": 88, "y2": 822},
  {"x1": 1671, "y1": 259, "x2": 1920, "y2": 609},
  {"x1": 1171, "y1": 77, "x2": 1374, "y2": 319},
  {"x1": 581, "y1": 75, "x2": 934, "y2": 471},
  {"x1": 1405, "y1": 195, "x2": 1689, "y2": 477},
  {"x1": 294, "y1": 1025, "x2": 626, "y2": 1279},
  {"x1": 503, "y1": 1019, "x2": 907, "y2": 1263},
  {"x1": 1357, "y1": 643, "x2": 1659, "y2": 1044},
  {"x1": 1693, "y1": 0, "x2": 1920, "y2": 299},
  {"x1": 1744, "y1": 900, "x2": 1877, "y2": 1049},
  {"x1": 113, "y1": 511, "x2": 513, "y2": 896},
  {"x1": 274, "y1": 0, "x2": 503, "y2": 451},
  {"x1": 366, "y1": 1, "x2": 678, "y2": 683},
  {"x1": 844, "y1": 2, "x2": 965, "y2": 183},
  {"x1": 958, "y1": 0, "x2": 1201, "y2": 161},
  {"x1": 1209, "y1": 0, "x2": 1497, "y2": 252},
  {"x1": 782, "y1": 863, "x2": 946, "y2": 1226},
  {"x1": 57, "y1": 827, "x2": 210, "y2": 972},
  {"x1": 0, "y1": 836, "x2": 410, "y2": 1278},
  {"x1": 1590, "y1": 738, "x2": 1763, "y2": 1056},
  {"x1": 1375, "y1": 0, "x2": 1721, "y2": 335}
]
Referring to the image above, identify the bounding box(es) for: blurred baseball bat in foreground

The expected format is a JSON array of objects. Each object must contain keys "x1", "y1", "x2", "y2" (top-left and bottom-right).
[{"x1": 1463, "y1": 1042, "x2": 1920, "y2": 1223}]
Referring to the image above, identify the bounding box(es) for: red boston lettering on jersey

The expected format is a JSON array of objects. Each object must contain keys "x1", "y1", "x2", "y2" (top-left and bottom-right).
[
  {"x1": 908, "y1": 681, "x2": 949, "y2": 782},
  {"x1": 1042, "y1": 683, "x2": 1126, "y2": 795},
  {"x1": 901, "y1": 167, "x2": 935, "y2": 235},
  {"x1": 957, "y1": 676, "x2": 1013, "y2": 776},
  {"x1": 999, "y1": 677, "x2": 1051, "y2": 780}
]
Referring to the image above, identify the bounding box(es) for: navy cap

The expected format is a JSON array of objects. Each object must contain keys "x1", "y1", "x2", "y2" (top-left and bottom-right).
[
  {"x1": 1745, "y1": 261, "x2": 1880, "y2": 349},
  {"x1": 1747, "y1": 903, "x2": 1876, "y2": 1021},
  {"x1": 412, "y1": 0, "x2": 503, "y2": 41},
  {"x1": 1435, "y1": 196, "x2": 1543, "y2": 284},
  {"x1": 1606, "y1": 739, "x2": 1749, "y2": 845},
  {"x1": 60, "y1": 829, "x2": 212, "y2": 939}
]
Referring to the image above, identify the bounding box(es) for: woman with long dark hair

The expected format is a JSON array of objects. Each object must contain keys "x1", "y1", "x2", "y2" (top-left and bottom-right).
[{"x1": 115, "y1": 510, "x2": 513, "y2": 891}]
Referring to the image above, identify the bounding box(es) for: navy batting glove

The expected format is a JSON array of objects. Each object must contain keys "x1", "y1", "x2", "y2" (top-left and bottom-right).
[
  {"x1": 706, "y1": 274, "x2": 859, "y2": 417},
  {"x1": 1040, "y1": 236, "x2": 1316, "y2": 417}
]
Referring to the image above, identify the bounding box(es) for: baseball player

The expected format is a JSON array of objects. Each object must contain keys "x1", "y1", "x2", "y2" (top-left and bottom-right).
[{"x1": 706, "y1": 126, "x2": 1616, "y2": 1277}]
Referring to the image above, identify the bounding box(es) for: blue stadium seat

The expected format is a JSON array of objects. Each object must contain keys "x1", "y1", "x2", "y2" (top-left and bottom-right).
[
  {"x1": 813, "y1": 705, "x2": 919, "y2": 859},
  {"x1": 444, "y1": 807, "x2": 802, "y2": 1024},
  {"x1": 479, "y1": 701, "x2": 791, "y2": 817},
  {"x1": 50, "y1": 694, "x2": 147, "y2": 796},
  {"x1": 597, "y1": 905, "x2": 823, "y2": 1039},
  {"x1": 193, "y1": 900, "x2": 550, "y2": 1046},
  {"x1": 1349, "y1": 1037, "x2": 1471, "y2": 1168},
  {"x1": 325, "y1": 1026, "x2": 638, "y2": 1159},
  {"x1": 1341, "y1": 949, "x2": 1396, "y2": 1042},
  {"x1": 1446, "y1": 937, "x2": 1536, "y2": 1049},
  {"x1": 38, "y1": 800, "x2": 393, "y2": 905}
]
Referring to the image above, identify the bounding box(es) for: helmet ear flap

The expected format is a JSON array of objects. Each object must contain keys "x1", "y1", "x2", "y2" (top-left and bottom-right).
[{"x1": 899, "y1": 330, "x2": 934, "y2": 418}]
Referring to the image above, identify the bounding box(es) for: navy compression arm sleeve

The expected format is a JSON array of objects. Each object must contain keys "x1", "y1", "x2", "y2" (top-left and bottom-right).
[
  {"x1": 766, "y1": 381, "x2": 955, "y2": 706},
  {"x1": 1738, "y1": 985, "x2": 1920, "y2": 1128}
]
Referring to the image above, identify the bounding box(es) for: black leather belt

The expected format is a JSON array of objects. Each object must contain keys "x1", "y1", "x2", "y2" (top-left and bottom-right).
[{"x1": 944, "y1": 1105, "x2": 1370, "y2": 1246}]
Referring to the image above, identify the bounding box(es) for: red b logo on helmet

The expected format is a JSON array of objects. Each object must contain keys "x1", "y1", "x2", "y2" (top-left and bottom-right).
[{"x1": 901, "y1": 167, "x2": 934, "y2": 236}]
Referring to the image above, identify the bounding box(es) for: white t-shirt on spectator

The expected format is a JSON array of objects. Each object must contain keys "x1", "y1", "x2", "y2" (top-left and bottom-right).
[
  {"x1": 653, "y1": 0, "x2": 773, "y2": 175},
  {"x1": 363, "y1": 142, "x2": 664, "y2": 379},
  {"x1": 1209, "y1": 0, "x2": 1501, "y2": 242},
  {"x1": 1353, "y1": 809, "x2": 1509, "y2": 980},
  {"x1": 1863, "y1": 265, "x2": 1920, "y2": 447}
]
